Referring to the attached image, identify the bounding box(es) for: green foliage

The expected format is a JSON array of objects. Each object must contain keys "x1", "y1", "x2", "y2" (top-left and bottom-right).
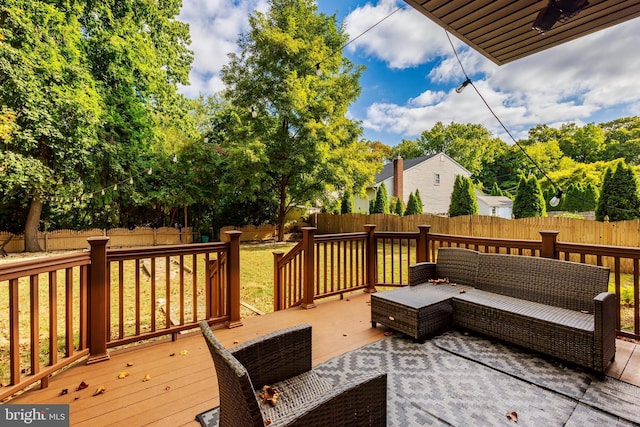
[
  {"x1": 390, "y1": 139, "x2": 423, "y2": 160},
  {"x1": 513, "y1": 176, "x2": 546, "y2": 218},
  {"x1": 414, "y1": 189, "x2": 424, "y2": 214},
  {"x1": 369, "y1": 199, "x2": 375, "y2": 215},
  {"x1": 341, "y1": 189, "x2": 354, "y2": 214},
  {"x1": 595, "y1": 161, "x2": 640, "y2": 221},
  {"x1": 559, "y1": 123, "x2": 605, "y2": 163},
  {"x1": 219, "y1": 0, "x2": 376, "y2": 239},
  {"x1": 392, "y1": 197, "x2": 404, "y2": 215},
  {"x1": 373, "y1": 183, "x2": 390, "y2": 214},
  {"x1": 448, "y1": 175, "x2": 478, "y2": 217},
  {"x1": 404, "y1": 192, "x2": 420, "y2": 215},
  {"x1": 490, "y1": 182, "x2": 504, "y2": 196}
]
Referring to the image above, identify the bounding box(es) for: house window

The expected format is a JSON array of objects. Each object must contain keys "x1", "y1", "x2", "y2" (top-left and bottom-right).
[{"x1": 434, "y1": 173, "x2": 440, "y2": 185}]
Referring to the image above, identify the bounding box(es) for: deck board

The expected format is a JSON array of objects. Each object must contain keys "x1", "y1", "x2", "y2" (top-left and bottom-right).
[{"x1": 8, "y1": 291, "x2": 639, "y2": 426}]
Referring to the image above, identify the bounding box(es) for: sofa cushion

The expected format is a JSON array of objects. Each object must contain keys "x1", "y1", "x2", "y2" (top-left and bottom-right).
[
  {"x1": 435, "y1": 248, "x2": 479, "y2": 287},
  {"x1": 453, "y1": 289, "x2": 594, "y2": 332}
]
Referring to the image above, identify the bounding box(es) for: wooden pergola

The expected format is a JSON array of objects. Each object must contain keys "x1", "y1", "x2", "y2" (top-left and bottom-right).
[{"x1": 402, "y1": 0, "x2": 640, "y2": 65}]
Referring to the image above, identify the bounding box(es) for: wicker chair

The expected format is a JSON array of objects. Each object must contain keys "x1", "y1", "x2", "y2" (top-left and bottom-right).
[{"x1": 200, "y1": 321, "x2": 387, "y2": 427}]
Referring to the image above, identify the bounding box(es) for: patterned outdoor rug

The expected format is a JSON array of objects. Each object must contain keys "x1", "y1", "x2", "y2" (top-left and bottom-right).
[{"x1": 196, "y1": 330, "x2": 640, "y2": 426}]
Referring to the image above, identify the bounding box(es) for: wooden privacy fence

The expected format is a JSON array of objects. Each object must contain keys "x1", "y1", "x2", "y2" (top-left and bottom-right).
[
  {"x1": 274, "y1": 225, "x2": 639, "y2": 341},
  {"x1": 0, "y1": 231, "x2": 241, "y2": 401},
  {"x1": 0, "y1": 227, "x2": 194, "y2": 254}
]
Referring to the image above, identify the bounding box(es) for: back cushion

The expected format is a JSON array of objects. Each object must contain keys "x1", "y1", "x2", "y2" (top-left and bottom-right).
[
  {"x1": 435, "y1": 248, "x2": 479, "y2": 286},
  {"x1": 476, "y1": 253, "x2": 610, "y2": 312}
]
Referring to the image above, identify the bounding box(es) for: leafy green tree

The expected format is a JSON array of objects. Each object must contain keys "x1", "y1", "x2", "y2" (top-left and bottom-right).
[
  {"x1": 416, "y1": 122, "x2": 505, "y2": 175},
  {"x1": 404, "y1": 192, "x2": 420, "y2": 215},
  {"x1": 369, "y1": 199, "x2": 375, "y2": 214},
  {"x1": 595, "y1": 161, "x2": 640, "y2": 221},
  {"x1": 392, "y1": 197, "x2": 404, "y2": 215},
  {"x1": 559, "y1": 123, "x2": 605, "y2": 163},
  {"x1": 513, "y1": 176, "x2": 546, "y2": 218},
  {"x1": 373, "y1": 183, "x2": 390, "y2": 214},
  {"x1": 601, "y1": 117, "x2": 640, "y2": 165},
  {"x1": 448, "y1": 175, "x2": 478, "y2": 217},
  {"x1": 490, "y1": 182, "x2": 504, "y2": 196},
  {"x1": 390, "y1": 139, "x2": 423, "y2": 160},
  {"x1": 341, "y1": 189, "x2": 354, "y2": 214},
  {"x1": 220, "y1": 0, "x2": 377, "y2": 240},
  {"x1": 414, "y1": 189, "x2": 424, "y2": 214}
]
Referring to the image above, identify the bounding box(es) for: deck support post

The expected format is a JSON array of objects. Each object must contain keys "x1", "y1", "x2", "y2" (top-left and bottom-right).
[
  {"x1": 87, "y1": 236, "x2": 110, "y2": 364},
  {"x1": 364, "y1": 224, "x2": 377, "y2": 293},
  {"x1": 273, "y1": 251, "x2": 284, "y2": 311},
  {"x1": 301, "y1": 227, "x2": 316, "y2": 309},
  {"x1": 540, "y1": 230, "x2": 560, "y2": 259},
  {"x1": 225, "y1": 231, "x2": 243, "y2": 328}
]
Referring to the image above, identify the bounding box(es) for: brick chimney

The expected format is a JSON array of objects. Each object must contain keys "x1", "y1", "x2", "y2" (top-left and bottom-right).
[{"x1": 393, "y1": 156, "x2": 403, "y2": 201}]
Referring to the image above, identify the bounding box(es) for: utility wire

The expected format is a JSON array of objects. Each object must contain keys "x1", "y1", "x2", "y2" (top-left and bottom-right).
[{"x1": 316, "y1": 4, "x2": 406, "y2": 67}]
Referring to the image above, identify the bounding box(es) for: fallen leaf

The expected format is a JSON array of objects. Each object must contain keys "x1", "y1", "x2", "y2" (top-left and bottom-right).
[
  {"x1": 233, "y1": 340, "x2": 239, "y2": 344},
  {"x1": 60, "y1": 389, "x2": 68, "y2": 396},
  {"x1": 74, "y1": 397, "x2": 79, "y2": 401},
  {"x1": 169, "y1": 353, "x2": 175, "y2": 357},
  {"x1": 126, "y1": 362, "x2": 135, "y2": 367},
  {"x1": 76, "y1": 381, "x2": 89, "y2": 391},
  {"x1": 264, "y1": 419, "x2": 272, "y2": 426},
  {"x1": 118, "y1": 372, "x2": 129, "y2": 379},
  {"x1": 179, "y1": 349, "x2": 188, "y2": 356},
  {"x1": 342, "y1": 333, "x2": 348, "y2": 336},
  {"x1": 143, "y1": 374, "x2": 151, "y2": 382},
  {"x1": 93, "y1": 386, "x2": 106, "y2": 396},
  {"x1": 506, "y1": 411, "x2": 518, "y2": 422},
  {"x1": 165, "y1": 386, "x2": 171, "y2": 391}
]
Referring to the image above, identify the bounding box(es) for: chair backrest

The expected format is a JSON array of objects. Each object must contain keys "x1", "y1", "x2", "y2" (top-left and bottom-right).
[
  {"x1": 200, "y1": 322, "x2": 264, "y2": 427},
  {"x1": 435, "y1": 247, "x2": 479, "y2": 286}
]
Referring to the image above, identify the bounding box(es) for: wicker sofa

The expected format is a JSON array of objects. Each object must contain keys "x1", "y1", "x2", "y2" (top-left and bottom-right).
[{"x1": 408, "y1": 247, "x2": 616, "y2": 373}]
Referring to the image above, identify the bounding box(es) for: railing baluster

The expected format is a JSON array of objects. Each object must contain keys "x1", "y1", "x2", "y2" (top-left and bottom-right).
[
  {"x1": 30, "y1": 275, "x2": 39, "y2": 378},
  {"x1": 49, "y1": 271, "x2": 57, "y2": 366}
]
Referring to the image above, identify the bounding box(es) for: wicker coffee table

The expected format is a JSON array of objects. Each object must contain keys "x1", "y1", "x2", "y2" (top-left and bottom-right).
[{"x1": 371, "y1": 283, "x2": 469, "y2": 340}]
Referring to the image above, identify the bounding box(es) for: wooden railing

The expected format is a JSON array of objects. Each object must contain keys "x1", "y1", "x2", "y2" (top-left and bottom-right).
[
  {"x1": 0, "y1": 231, "x2": 242, "y2": 400},
  {"x1": 274, "y1": 225, "x2": 640, "y2": 341}
]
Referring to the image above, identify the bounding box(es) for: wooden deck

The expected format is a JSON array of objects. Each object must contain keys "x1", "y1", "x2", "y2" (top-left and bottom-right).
[{"x1": 8, "y1": 292, "x2": 640, "y2": 426}]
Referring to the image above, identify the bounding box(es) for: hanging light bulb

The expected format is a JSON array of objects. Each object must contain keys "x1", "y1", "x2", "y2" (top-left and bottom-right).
[
  {"x1": 148, "y1": 167, "x2": 153, "y2": 175},
  {"x1": 101, "y1": 189, "x2": 105, "y2": 196},
  {"x1": 455, "y1": 78, "x2": 471, "y2": 93},
  {"x1": 549, "y1": 189, "x2": 563, "y2": 207},
  {"x1": 315, "y1": 63, "x2": 323, "y2": 77},
  {"x1": 113, "y1": 183, "x2": 118, "y2": 191},
  {"x1": 173, "y1": 153, "x2": 178, "y2": 163},
  {"x1": 129, "y1": 177, "x2": 134, "y2": 185}
]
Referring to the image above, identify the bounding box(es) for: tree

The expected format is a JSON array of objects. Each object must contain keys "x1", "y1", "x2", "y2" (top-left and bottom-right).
[
  {"x1": 416, "y1": 122, "x2": 505, "y2": 175},
  {"x1": 341, "y1": 189, "x2": 354, "y2": 214},
  {"x1": 595, "y1": 161, "x2": 640, "y2": 221},
  {"x1": 490, "y1": 182, "x2": 504, "y2": 196},
  {"x1": 373, "y1": 183, "x2": 390, "y2": 214},
  {"x1": 448, "y1": 175, "x2": 478, "y2": 217},
  {"x1": 392, "y1": 197, "x2": 404, "y2": 215},
  {"x1": 390, "y1": 139, "x2": 423, "y2": 160},
  {"x1": 558, "y1": 123, "x2": 605, "y2": 163},
  {"x1": 404, "y1": 192, "x2": 420, "y2": 215},
  {"x1": 513, "y1": 176, "x2": 546, "y2": 218},
  {"x1": 220, "y1": 0, "x2": 377, "y2": 240},
  {"x1": 0, "y1": 0, "x2": 193, "y2": 250},
  {"x1": 414, "y1": 189, "x2": 424, "y2": 214}
]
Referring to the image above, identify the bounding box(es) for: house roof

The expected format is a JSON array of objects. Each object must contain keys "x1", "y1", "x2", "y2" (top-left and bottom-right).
[
  {"x1": 476, "y1": 192, "x2": 514, "y2": 208},
  {"x1": 375, "y1": 154, "x2": 436, "y2": 183},
  {"x1": 402, "y1": 0, "x2": 640, "y2": 65}
]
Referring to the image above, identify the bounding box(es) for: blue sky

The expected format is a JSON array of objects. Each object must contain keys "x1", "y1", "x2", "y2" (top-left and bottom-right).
[{"x1": 178, "y1": 0, "x2": 640, "y2": 147}]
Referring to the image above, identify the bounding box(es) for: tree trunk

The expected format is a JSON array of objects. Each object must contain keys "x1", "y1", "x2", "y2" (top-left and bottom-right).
[{"x1": 24, "y1": 198, "x2": 43, "y2": 252}]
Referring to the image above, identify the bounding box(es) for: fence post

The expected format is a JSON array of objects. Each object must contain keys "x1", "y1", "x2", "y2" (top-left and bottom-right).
[
  {"x1": 364, "y1": 224, "x2": 377, "y2": 293},
  {"x1": 301, "y1": 227, "x2": 316, "y2": 309},
  {"x1": 417, "y1": 225, "x2": 431, "y2": 263},
  {"x1": 87, "y1": 236, "x2": 110, "y2": 364},
  {"x1": 225, "y1": 230, "x2": 243, "y2": 328},
  {"x1": 273, "y1": 251, "x2": 284, "y2": 311},
  {"x1": 540, "y1": 230, "x2": 559, "y2": 259}
]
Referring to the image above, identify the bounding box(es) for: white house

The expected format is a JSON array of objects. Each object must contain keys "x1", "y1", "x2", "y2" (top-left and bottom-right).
[
  {"x1": 475, "y1": 192, "x2": 513, "y2": 219},
  {"x1": 354, "y1": 153, "x2": 472, "y2": 215}
]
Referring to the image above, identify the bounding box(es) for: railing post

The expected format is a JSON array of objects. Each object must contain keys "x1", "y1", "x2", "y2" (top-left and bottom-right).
[
  {"x1": 273, "y1": 251, "x2": 284, "y2": 311},
  {"x1": 225, "y1": 230, "x2": 243, "y2": 328},
  {"x1": 87, "y1": 236, "x2": 110, "y2": 364},
  {"x1": 364, "y1": 224, "x2": 377, "y2": 293},
  {"x1": 540, "y1": 230, "x2": 560, "y2": 259},
  {"x1": 301, "y1": 227, "x2": 316, "y2": 309},
  {"x1": 417, "y1": 225, "x2": 431, "y2": 263}
]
